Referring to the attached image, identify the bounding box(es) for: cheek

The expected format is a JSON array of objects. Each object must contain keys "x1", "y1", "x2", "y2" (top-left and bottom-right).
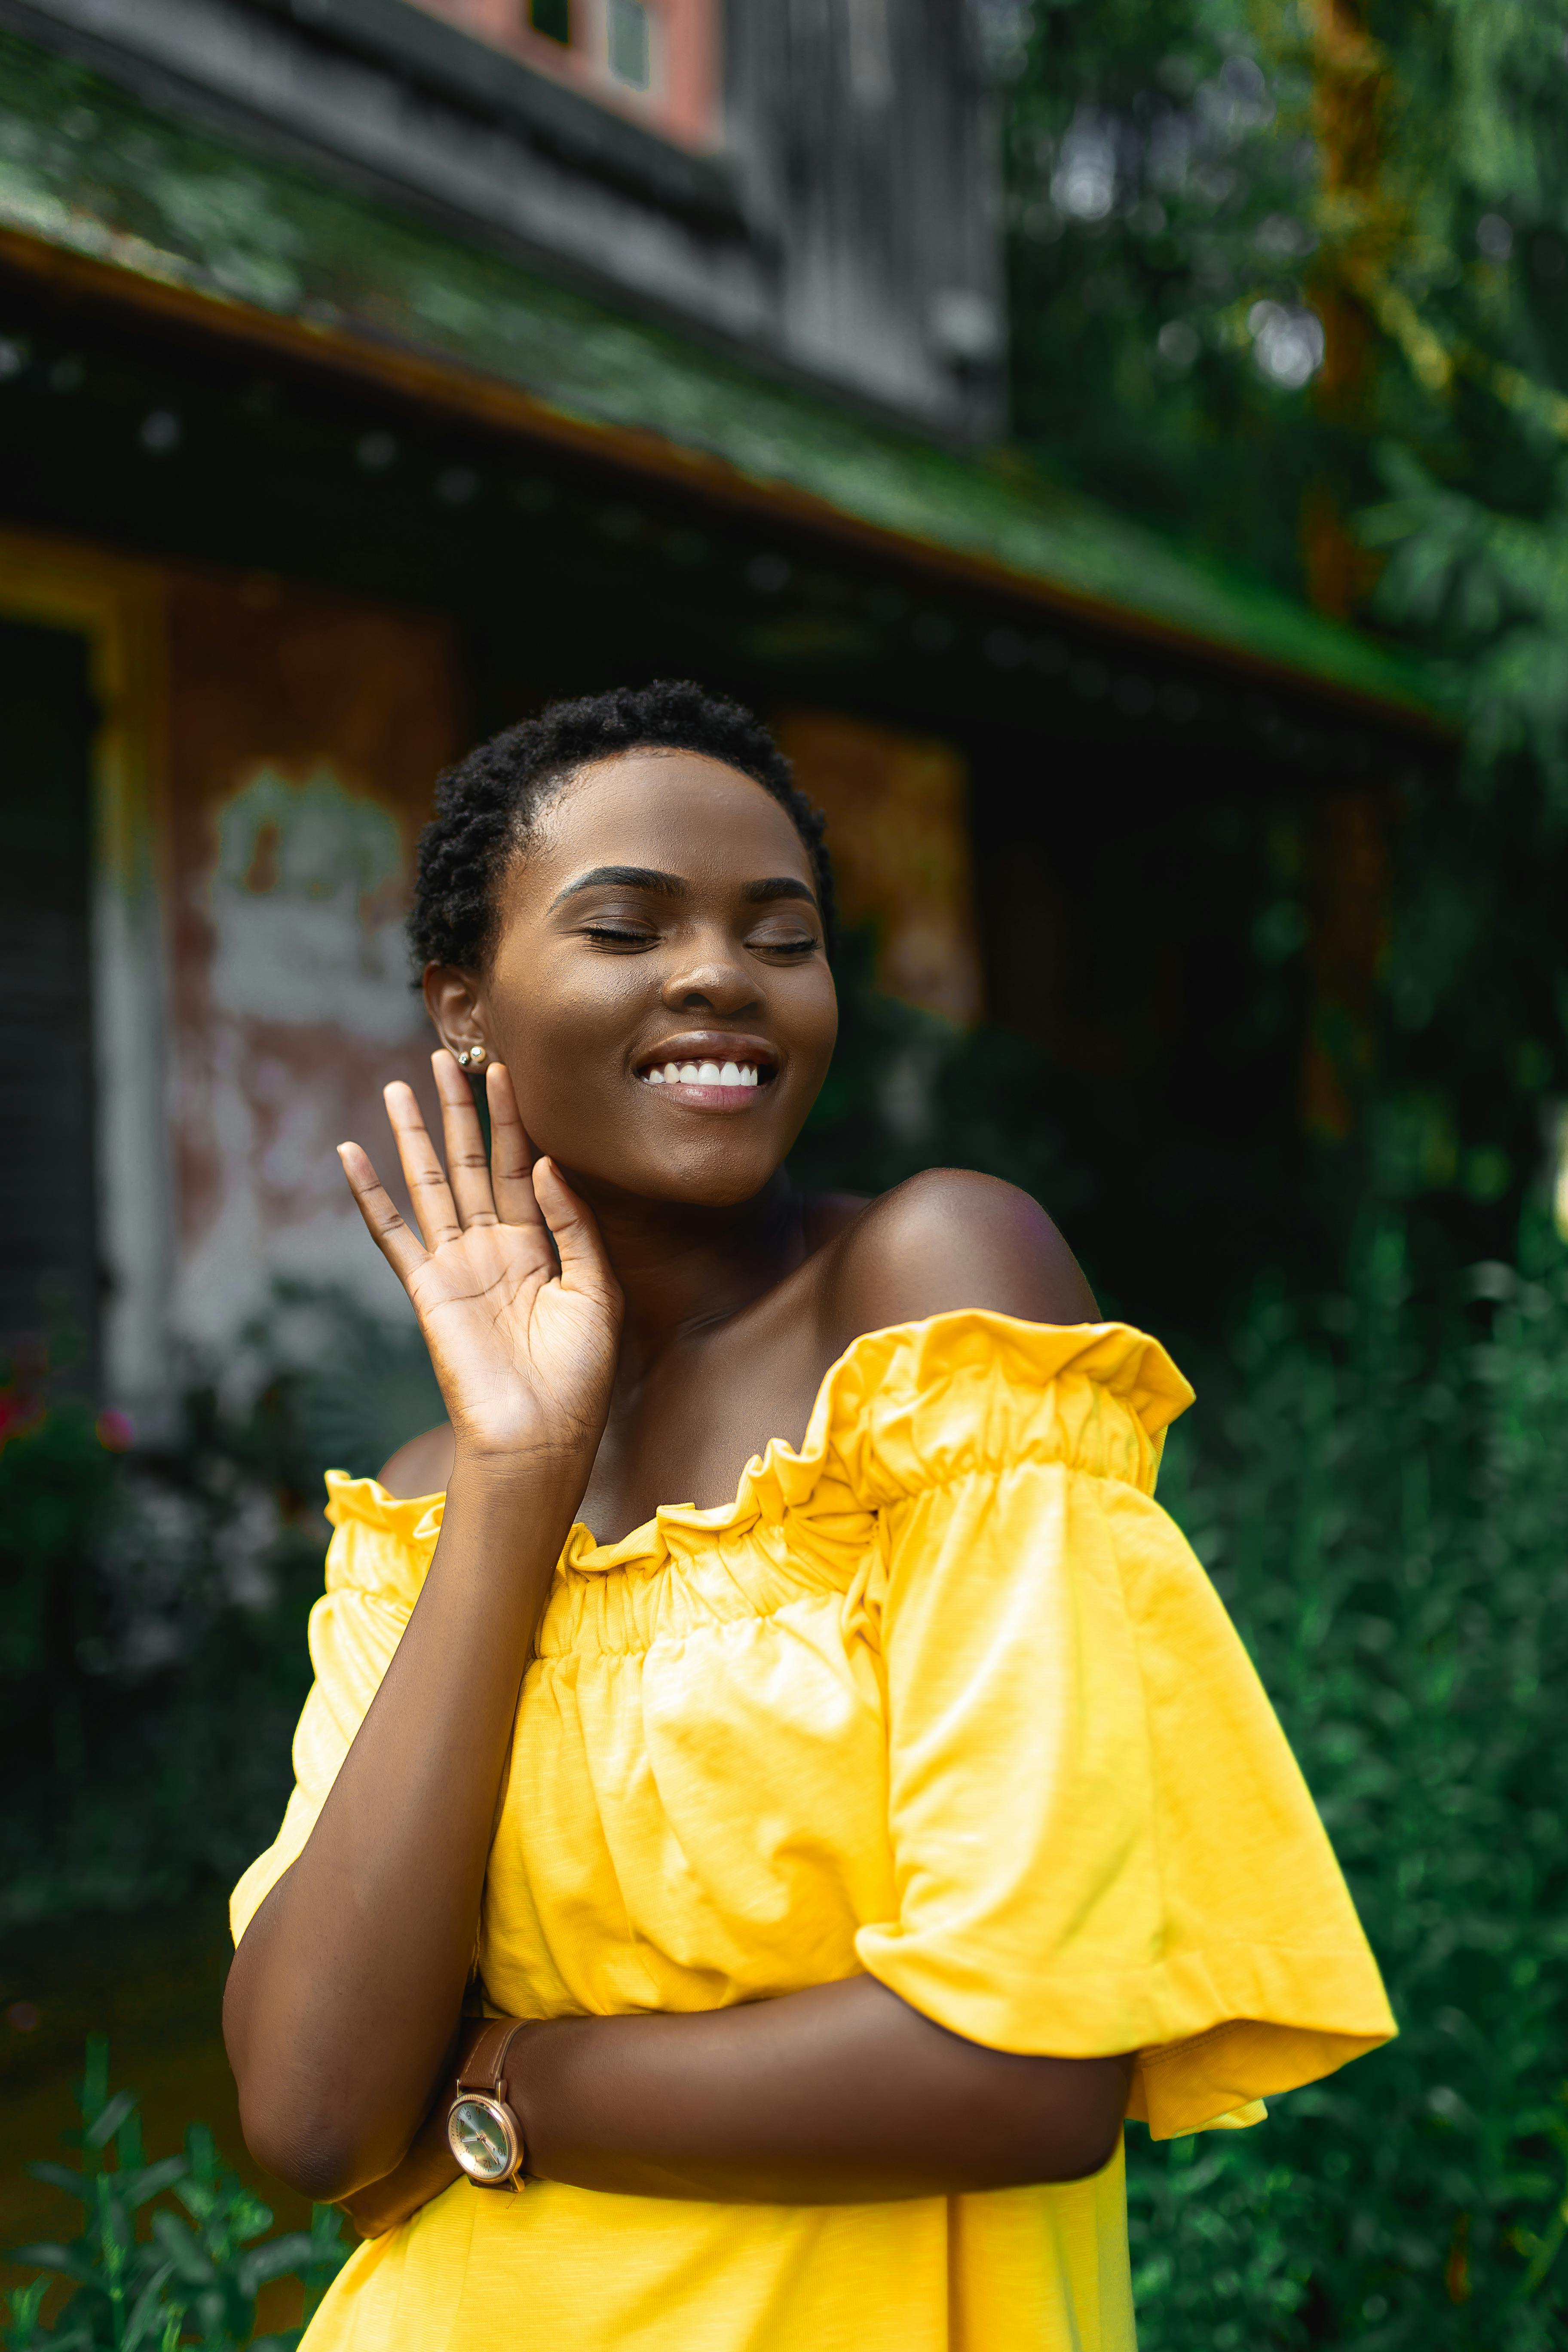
[
  {"x1": 792, "y1": 972, "x2": 839, "y2": 1069},
  {"x1": 489, "y1": 963, "x2": 643, "y2": 1103}
]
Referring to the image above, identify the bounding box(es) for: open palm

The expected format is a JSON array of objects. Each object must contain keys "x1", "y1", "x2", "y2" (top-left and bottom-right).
[{"x1": 338, "y1": 1051, "x2": 622, "y2": 1468}]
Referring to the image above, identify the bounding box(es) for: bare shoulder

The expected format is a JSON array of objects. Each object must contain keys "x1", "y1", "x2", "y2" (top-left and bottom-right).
[
  {"x1": 823, "y1": 1168, "x2": 1099, "y2": 1349},
  {"x1": 377, "y1": 1421, "x2": 455, "y2": 1499}
]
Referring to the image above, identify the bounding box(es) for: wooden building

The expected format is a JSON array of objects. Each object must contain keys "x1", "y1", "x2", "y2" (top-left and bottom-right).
[{"x1": 0, "y1": 0, "x2": 1445, "y2": 1435}]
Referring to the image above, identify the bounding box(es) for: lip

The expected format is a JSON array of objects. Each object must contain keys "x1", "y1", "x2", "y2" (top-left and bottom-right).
[{"x1": 631, "y1": 1031, "x2": 779, "y2": 1113}]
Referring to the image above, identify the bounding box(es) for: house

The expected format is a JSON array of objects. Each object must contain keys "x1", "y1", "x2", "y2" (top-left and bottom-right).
[{"x1": 0, "y1": 0, "x2": 1445, "y2": 1433}]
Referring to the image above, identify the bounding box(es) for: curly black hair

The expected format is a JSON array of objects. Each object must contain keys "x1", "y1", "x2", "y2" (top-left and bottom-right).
[{"x1": 408, "y1": 680, "x2": 836, "y2": 974}]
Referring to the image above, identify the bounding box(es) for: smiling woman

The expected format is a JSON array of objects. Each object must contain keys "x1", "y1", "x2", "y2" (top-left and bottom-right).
[{"x1": 220, "y1": 681, "x2": 1395, "y2": 2352}]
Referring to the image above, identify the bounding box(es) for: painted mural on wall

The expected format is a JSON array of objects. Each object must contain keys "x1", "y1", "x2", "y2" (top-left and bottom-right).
[{"x1": 166, "y1": 573, "x2": 458, "y2": 1349}]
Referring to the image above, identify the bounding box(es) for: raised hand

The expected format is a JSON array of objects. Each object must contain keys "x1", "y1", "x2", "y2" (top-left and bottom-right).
[{"x1": 337, "y1": 1051, "x2": 622, "y2": 1474}]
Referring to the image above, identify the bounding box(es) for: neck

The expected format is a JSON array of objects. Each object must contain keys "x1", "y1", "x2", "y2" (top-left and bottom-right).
[{"x1": 565, "y1": 1167, "x2": 806, "y2": 1377}]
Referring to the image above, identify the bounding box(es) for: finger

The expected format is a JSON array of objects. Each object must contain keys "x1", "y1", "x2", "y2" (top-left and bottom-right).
[
  {"x1": 432, "y1": 1048, "x2": 498, "y2": 1228},
  {"x1": 383, "y1": 1081, "x2": 463, "y2": 1250},
  {"x1": 485, "y1": 1063, "x2": 546, "y2": 1230},
  {"x1": 337, "y1": 1141, "x2": 430, "y2": 1288},
  {"x1": 533, "y1": 1157, "x2": 620, "y2": 1306}
]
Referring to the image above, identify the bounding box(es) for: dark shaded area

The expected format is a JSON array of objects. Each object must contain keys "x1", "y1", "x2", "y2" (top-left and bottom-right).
[{"x1": 0, "y1": 617, "x2": 100, "y2": 1385}]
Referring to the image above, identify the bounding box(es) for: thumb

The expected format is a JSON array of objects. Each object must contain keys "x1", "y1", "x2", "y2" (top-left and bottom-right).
[{"x1": 533, "y1": 1158, "x2": 619, "y2": 1306}]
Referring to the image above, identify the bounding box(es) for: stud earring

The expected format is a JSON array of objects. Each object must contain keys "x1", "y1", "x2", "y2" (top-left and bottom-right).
[
  {"x1": 454, "y1": 1045, "x2": 487, "y2": 1069},
  {"x1": 455, "y1": 1048, "x2": 470, "y2": 1067}
]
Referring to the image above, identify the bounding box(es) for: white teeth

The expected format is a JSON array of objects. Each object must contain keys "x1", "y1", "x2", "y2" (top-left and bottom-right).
[{"x1": 646, "y1": 1056, "x2": 766, "y2": 1089}]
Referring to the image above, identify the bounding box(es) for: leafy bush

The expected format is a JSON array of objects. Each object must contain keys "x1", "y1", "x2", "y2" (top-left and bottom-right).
[
  {"x1": 1128, "y1": 1211, "x2": 1568, "y2": 2347},
  {"x1": 0, "y1": 1286, "x2": 441, "y2": 1929},
  {"x1": 3, "y1": 2037, "x2": 347, "y2": 2350}
]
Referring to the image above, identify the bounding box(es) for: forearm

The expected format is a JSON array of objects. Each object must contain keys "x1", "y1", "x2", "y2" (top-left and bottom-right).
[
  {"x1": 224, "y1": 1453, "x2": 585, "y2": 2195},
  {"x1": 511, "y1": 1976, "x2": 1133, "y2": 2203}
]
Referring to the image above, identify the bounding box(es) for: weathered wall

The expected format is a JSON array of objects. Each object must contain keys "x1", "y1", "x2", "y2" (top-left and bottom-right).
[
  {"x1": 776, "y1": 707, "x2": 982, "y2": 1029},
  {"x1": 165, "y1": 570, "x2": 459, "y2": 1351}
]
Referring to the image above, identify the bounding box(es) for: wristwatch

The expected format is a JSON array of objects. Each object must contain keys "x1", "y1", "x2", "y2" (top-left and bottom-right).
[{"x1": 447, "y1": 2019, "x2": 530, "y2": 2190}]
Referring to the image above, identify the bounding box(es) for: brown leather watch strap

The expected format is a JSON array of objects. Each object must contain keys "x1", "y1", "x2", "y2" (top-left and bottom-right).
[{"x1": 455, "y1": 2019, "x2": 528, "y2": 2102}]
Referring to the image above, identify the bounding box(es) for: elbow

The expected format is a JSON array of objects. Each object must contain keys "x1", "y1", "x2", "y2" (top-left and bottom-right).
[
  {"x1": 236, "y1": 2084, "x2": 393, "y2": 2205},
  {"x1": 974, "y1": 2053, "x2": 1132, "y2": 2190},
  {"x1": 1014, "y1": 2055, "x2": 1133, "y2": 2186},
  {"x1": 1024, "y1": 2107, "x2": 1125, "y2": 2185}
]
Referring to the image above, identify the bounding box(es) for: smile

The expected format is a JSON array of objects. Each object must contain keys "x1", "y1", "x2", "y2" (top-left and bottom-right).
[
  {"x1": 641, "y1": 1060, "x2": 763, "y2": 1089},
  {"x1": 631, "y1": 1037, "x2": 780, "y2": 1107}
]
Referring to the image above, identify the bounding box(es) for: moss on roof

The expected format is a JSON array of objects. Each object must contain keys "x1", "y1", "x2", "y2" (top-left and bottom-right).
[{"x1": 0, "y1": 27, "x2": 1442, "y2": 721}]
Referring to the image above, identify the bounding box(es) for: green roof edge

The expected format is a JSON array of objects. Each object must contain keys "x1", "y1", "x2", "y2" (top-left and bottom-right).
[{"x1": 0, "y1": 26, "x2": 1446, "y2": 725}]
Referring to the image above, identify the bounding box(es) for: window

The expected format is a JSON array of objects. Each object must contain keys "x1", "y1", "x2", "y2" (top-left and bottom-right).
[
  {"x1": 606, "y1": 0, "x2": 650, "y2": 92},
  {"x1": 407, "y1": 0, "x2": 717, "y2": 150}
]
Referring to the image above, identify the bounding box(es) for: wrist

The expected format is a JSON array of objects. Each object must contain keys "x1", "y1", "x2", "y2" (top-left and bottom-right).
[{"x1": 446, "y1": 1443, "x2": 591, "y2": 1516}]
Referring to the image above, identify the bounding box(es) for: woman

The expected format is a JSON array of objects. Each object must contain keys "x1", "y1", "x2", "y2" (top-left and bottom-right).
[{"x1": 224, "y1": 680, "x2": 1393, "y2": 2351}]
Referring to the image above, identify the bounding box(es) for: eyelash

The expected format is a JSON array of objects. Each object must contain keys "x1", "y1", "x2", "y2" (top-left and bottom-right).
[{"x1": 579, "y1": 925, "x2": 818, "y2": 956}]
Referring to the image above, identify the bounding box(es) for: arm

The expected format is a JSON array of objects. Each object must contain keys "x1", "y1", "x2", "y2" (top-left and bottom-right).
[
  {"x1": 508, "y1": 1977, "x2": 1130, "y2": 2202},
  {"x1": 224, "y1": 1054, "x2": 620, "y2": 2201},
  {"x1": 338, "y1": 1981, "x2": 1130, "y2": 2233}
]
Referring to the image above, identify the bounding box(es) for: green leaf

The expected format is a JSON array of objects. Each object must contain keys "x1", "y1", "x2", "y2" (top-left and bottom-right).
[
  {"x1": 183, "y1": 2124, "x2": 216, "y2": 2188},
  {"x1": 84, "y1": 2088, "x2": 140, "y2": 2153},
  {"x1": 22, "y1": 2161, "x2": 89, "y2": 2201},
  {"x1": 116, "y1": 2156, "x2": 189, "y2": 2212},
  {"x1": 6, "y1": 2242, "x2": 91, "y2": 2274},
  {"x1": 120, "y1": 2260, "x2": 178, "y2": 2352},
  {"x1": 77, "y1": 2037, "x2": 109, "y2": 2128},
  {"x1": 236, "y1": 2231, "x2": 321, "y2": 2292},
  {"x1": 149, "y1": 2210, "x2": 215, "y2": 2288}
]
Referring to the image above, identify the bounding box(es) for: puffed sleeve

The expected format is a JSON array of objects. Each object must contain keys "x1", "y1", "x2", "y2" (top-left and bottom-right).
[
  {"x1": 846, "y1": 1314, "x2": 1396, "y2": 2139},
  {"x1": 228, "y1": 1473, "x2": 444, "y2": 1945}
]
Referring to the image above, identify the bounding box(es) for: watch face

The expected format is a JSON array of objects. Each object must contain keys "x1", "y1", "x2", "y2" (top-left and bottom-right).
[{"x1": 448, "y1": 2095, "x2": 518, "y2": 2183}]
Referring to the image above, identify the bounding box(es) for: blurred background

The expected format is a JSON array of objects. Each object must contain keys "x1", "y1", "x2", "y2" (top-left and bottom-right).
[{"x1": 1, "y1": 1, "x2": 1566, "y2": 2343}]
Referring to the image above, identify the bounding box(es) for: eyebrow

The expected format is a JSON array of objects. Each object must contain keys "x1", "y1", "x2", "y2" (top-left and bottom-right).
[
  {"x1": 550, "y1": 865, "x2": 685, "y2": 908},
  {"x1": 550, "y1": 867, "x2": 818, "y2": 911}
]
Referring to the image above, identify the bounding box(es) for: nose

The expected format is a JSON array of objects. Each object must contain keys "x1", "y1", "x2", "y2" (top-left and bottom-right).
[{"x1": 661, "y1": 929, "x2": 760, "y2": 1017}]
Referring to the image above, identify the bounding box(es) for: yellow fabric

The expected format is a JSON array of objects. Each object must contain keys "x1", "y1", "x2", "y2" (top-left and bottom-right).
[{"x1": 232, "y1": 1311, "x2": 1394, "y2": 2352}]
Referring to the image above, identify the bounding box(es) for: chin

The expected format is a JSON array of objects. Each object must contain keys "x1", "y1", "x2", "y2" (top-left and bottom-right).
[
  {"x1": 624, "y1": 1146, "x2": 784, "y2": 1210},
  {"x1": 658, "y1": 1166, "x2": 781, "y2": 1210}
]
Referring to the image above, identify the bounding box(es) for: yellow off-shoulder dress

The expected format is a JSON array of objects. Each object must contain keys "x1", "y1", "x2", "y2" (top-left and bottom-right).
[{"x1": 232, "y1": 1311, "x2": 1395, "y2": 2352}]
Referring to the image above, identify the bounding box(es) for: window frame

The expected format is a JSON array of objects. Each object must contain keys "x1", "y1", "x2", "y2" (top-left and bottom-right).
[{"x1": 243, "y1": 0, "x2": 737, "y2": 220}]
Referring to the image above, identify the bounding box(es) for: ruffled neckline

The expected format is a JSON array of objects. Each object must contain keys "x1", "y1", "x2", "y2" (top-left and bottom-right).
[{"x1": 324, "y1": 1309, "x2": 1193, "y2": 1578}]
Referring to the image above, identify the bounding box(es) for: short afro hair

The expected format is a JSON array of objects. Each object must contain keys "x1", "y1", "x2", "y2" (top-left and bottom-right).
[{"x1": 408, "y1": 680, "x2": 836, "y2": 975}]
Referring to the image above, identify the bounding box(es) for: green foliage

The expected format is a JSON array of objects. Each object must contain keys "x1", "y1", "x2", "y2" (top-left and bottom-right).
[
  {"x1": 1362, "y1": 445, "x2": 1568, "y2": 793},
  {"x1": 3, "y1": 2038, "x2": 347, "y2": 2350},
  {"x1": 1005, "y1": 0, "x2": 1329, "y2": 576},
  {"x1": 0, "y1": 1289, "x2": 441, "y2": 1929},
  {"x1": 1126, "y1": 1213, "x2": 1568, "y2": 2344},
  {"x1": 1002, "y1": 0, "x2": 1568, "y2": 1388},
  {"x1": 792, "y1": 931, "x2": 1087, "y2": 1210}
]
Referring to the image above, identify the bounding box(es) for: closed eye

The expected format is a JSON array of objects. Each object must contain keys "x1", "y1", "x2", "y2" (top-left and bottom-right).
[{"x1": 747, "y1": 924, "x2": 820, "y2": 956}]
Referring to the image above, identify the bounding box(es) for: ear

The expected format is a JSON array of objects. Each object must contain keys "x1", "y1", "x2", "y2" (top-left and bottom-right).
[{"x1": 423, "y1": 962, "x2": 490, "y2": 1063}]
